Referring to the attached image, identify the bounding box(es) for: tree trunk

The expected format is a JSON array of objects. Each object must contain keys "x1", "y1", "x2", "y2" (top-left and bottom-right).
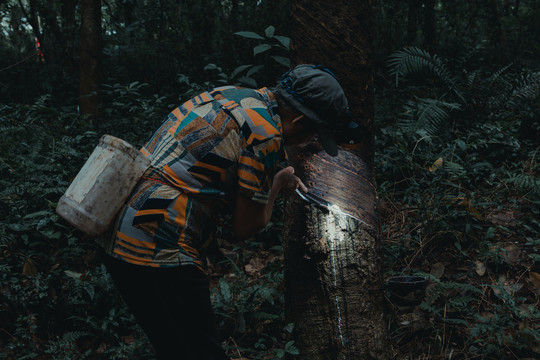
[
  {"x1": 503, "y1": 0, "x2": 511, "y2": 15},
  {"x1": 489, "y1": 0, "x2": 507, "y2": 47},
  {"x1": 423, "y1": 0, "x2": 437, "y2": 52},
  {"x1": 407, "y1": 0, "x2": 420, "y2": 45},
  {"x1": 289, "y1": 0, "x2": 374, "y2": 164},
  {"x1": 17, "y1": 0, "x2": 43, "y2": 59},
  {"x1": 284, "y1": 1, "x2": 391, "y2": 359},
  {"x1": 61, "y1": 0, "x2": 78, "y2": 75},
  {"x1": 467, "y1": 0, "x2": 480, "y2": 33},
  {"x1": 284, "y1": 148, "x2": 388, "y2": 360},
  {"x1": 79, "y1": 0, "x2": 102, "y2": 120}
]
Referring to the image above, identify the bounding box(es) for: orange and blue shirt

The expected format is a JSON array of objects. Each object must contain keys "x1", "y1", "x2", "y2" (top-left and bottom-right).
[{"x1": 100, "y1": 86, "x2": 286, "y2": 270}]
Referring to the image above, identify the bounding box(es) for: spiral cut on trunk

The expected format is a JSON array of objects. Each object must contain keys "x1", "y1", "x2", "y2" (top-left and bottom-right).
[{"x1": 283, "y1": 147, "x2": 390, "y2": 360}]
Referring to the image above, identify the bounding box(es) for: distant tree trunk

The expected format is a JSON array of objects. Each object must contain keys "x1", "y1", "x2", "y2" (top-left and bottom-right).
[
  {"x1": 79, "y1": 0, "x2": 102, "y2": 120},
  {"x1": 61, "y1": 0, "x2": 78, "y2": 75},
  {"x1": 423, "y1": 0, "x2": 437, "y2": 52},
  {"x1": 284, "y1": 1, "x2": 391, "y2": 359},
  {"x1": 18, "y1": 0, "x2": 78, "y2": 72},
  {"x1": 503, "y1": 0, "x2": 511, "y2": 15},
  {"x1": 231, "y1": 0, "x2": 239, "y2": 31},
  {"x1": 17, "y1": 0, "x2": 43, "y2": 59},
  {"x1": 489, "y1": 0, "x2": 507, "y2": 47},
  {"x1": 467, "y1": 0, "x2": 480, "y2": 33},
  {"x1": 407, "y1": 0, "x2": 420, "y2": 44}
]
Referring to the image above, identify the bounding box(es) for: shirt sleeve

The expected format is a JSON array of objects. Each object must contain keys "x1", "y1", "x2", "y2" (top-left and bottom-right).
[{"x1": 236, "y1": 137, "x2": 283, "y2": 204}]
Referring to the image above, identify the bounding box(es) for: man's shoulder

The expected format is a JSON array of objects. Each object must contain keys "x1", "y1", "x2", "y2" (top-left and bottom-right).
[{"x1": 209, "y1": 86, "x2": 266, "y2": 104}]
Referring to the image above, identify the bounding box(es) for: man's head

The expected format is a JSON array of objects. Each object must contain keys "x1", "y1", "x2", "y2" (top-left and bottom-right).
[{"x1": 274, "y1": 64, "x2": 350, "y2": 156}]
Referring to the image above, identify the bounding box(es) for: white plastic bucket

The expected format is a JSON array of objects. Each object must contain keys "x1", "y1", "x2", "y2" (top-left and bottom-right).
[{"x1": 56, "y1": 134, "x2": 150, "y2": 237}]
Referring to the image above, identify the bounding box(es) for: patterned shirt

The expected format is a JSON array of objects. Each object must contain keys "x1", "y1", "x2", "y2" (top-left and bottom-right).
[{"x1": 101, "y1": 87, "x2": 286, "y2": 269}]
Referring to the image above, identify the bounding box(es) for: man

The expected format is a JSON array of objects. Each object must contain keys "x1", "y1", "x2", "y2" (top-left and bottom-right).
[{"x1": 100, "y1": 64, "x2": 351, "y2": 359}]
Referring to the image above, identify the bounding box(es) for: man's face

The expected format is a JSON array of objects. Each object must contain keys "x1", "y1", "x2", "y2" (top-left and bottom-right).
[{"x1": 283, "y1": 115, "x2": 318, "y2": 147}]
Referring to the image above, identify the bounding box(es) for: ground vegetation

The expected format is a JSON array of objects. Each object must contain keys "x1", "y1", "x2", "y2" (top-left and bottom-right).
[{"x1": 0, "y1": 1, "x2": 539, "y2": 358}]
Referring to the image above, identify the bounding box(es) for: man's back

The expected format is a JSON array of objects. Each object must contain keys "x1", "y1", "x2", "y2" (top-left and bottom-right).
[{"x1": 101, "y1": 86, "x2": 285, "y2": 269}]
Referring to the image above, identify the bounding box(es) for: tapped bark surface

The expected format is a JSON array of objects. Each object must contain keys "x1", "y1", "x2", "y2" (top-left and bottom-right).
[{"x1": 284, "y1": 148, "x2": 389, "y2": 359}]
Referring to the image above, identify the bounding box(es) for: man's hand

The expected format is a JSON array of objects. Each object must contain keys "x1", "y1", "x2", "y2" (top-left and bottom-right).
[
  {"x1": 232, "y1": 166, "x2": 306, "y2": 240},
  {"x1": 273, "y1": 166, "x2": 308, "y2": 193}
]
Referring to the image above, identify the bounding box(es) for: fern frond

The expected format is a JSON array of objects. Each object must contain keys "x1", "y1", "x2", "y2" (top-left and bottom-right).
[
  {"x1": 388, "y1": 47, "x2": 465, "y2": 103},
  {"x1": 465, "y1": 70, "x2": 479, "y2": 90},
  {"x1": 508, "y1": 71, "x2": 540, "y2": 106},
  {"x1": 61, "y1": 330, "x2": 92, "y2": 343},
  {"x1": 507, "y1": 173, "x2": 540, "y2": 195},
  {"x1": 445, "y1": 161, "x2": 466, "y2": 177},
  {"x1": 489, "y1": 63, "x2": 514, "y2": 83},
  {"x1": 398, "y1": 97, "x2": 461, "y2": 137},
  {"x1": 0, "y1": 125, "x2": 26, "y2": 135},
  {"x1": 388, "y1": 47, "x2": 436, "y2": 86}
]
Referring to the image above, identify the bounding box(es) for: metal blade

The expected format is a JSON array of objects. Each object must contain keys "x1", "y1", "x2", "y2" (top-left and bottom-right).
[
  {"x1": 295, "y1": 189, "x2": 368, "y2": 225},
  {"x1": 295, "y1": 189, "x2": 332, "y2": 209}
]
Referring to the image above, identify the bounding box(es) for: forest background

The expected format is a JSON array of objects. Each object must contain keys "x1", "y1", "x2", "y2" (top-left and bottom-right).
[{"x1": 1, "y1": 0, "x2": 539, "y2": 359}]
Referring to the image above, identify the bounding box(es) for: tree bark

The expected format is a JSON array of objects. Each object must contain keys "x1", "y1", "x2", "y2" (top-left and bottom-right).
[
  {"x1": 61, "y1": 0, "x2": 78, "y2": 75},
  {"x1": 467, "y1": 0, "x2": 480, "y2": 33},
  {"x1": 79, "y1": 0, "x2": 102, "y2": 120},
  {"x1": 289, "y1": 0, "x2": 374, "y2": 164},
  {"x1": 514, "y1": 0, "x2": 521, "y2": 15},
  {"x1": 489, "y1": 0, "x2": 507, "y2": 47},
  {"x1": 17, "y1": 0, "x2": 43, "y2": 59},
  {"x1": 423, "y1": 0, "x2": 437, "y2": 52},
  {"x1": 284, "y1": 147, "x2": 388, "y2": 360},
  {"x1": 407, "y1": 0, "x2": 420, "y2": 45},
  {"x1": 284, "y1": 1, "x2": 391, "y2": 359}
]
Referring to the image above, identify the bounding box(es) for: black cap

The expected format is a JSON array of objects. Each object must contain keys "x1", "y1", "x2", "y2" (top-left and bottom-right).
[{"x1": 275, "y1": 64, "x2": 350, "y2": 156}]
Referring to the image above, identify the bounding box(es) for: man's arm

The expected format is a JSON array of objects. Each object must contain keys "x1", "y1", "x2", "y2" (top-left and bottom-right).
[{"x1": 233, "y1": 166, "x2": 307, "y2": 240}]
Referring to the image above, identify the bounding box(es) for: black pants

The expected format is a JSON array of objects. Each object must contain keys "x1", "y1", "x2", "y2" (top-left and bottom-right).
[{"x1": 103, "y1": 255, "x2": 228, "y2": 360}]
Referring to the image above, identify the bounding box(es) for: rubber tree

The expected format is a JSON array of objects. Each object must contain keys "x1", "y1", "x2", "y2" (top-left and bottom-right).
[
  {"x1": 283, "y1": 0, "x2": 392, "y2": 359},
  {"x1": 79, "y1": 0, "x2": 102, "y2": 119},
  {"x1": 423, "y1": 0, "x2": 437, "y2": 52}
]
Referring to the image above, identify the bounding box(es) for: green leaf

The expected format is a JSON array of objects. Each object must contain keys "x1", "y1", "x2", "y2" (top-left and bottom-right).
[
  {"x1": 234, "y1": 31, "x2": 265, "y2": 40},
  {"x1": 271, "y1": 56, "x2": 290, "y2": 68},
  {"x1": 203, "y1": 63, "x2": 220, "y2": 71},
  {"x1": 85, "y1": 284, "x2": 95, "y2": 302},
  {"x1": 237, "y1": 76, "x2": 257, "y2": 88},
  {"x1": 65, "y1": 270, "x2": 83, "y2": 280},
  {"x1": 23, "y1": 210, "x2": 50, "y2": 219},
  {"x1": 246, "y1": 65, "x2": 264, "y2": 77},
  {"x1": 253, "y1": 311, "x2": 280, "y2": 320},
  {"x1": 273, "y1": 35, "x2": 290, "y2": 49},
  {"x1": 40, "y1": 230, "x2": 61, "y2": 240},
  {"x1": 219, "y1": 279, "x2": 231, "y2": 302},
  {"x1": 265, "y1": 25, "x2": 275, "y2": 38},
  {"x1": 442, "y1": 318, "x2": 469, "y2": 326},
  {"x1": 285, "y1": 341, "x2": 300, "y2": 355},
  {"x1": 253, "y1": 44, "x2": 271, "y2": 56},
  {"x1": 231, "y1": 64, "x2": 252, "y2": 78},
  {"x1": 284, "y1": 323, "x2": 295, "y2": 333}
]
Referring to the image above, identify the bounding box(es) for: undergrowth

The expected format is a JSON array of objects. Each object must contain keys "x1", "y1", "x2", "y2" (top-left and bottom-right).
[
  {"x1": 1, "y1": 46, "x2": 539, "y2": 359},
  {"x1": 0, "y1": 73, "x2": 293, "y2": 359},
  {"x1": 378, "y1": 47, "x2": 540, "y2": 359}
]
